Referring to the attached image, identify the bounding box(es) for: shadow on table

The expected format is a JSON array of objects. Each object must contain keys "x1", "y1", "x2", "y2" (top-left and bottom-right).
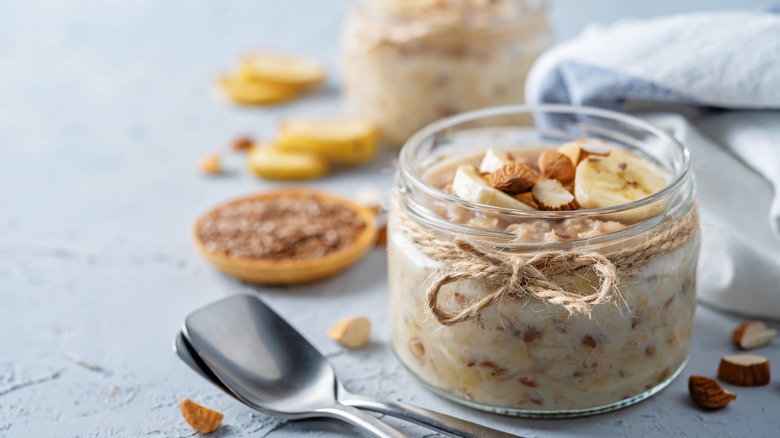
[{"x1": 234, "y1": 249, "x2": 388, "y2": 300}]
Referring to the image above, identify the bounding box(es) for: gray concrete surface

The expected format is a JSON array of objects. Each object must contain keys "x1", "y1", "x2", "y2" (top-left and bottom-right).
[{"x1": 1, "y1": 0, "x2": 778, "y2": 437}]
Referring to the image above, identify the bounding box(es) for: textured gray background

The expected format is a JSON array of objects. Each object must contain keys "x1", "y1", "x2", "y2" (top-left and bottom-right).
[{"x1": 1, "y1": 0, "x2": 778, "y2": 437}]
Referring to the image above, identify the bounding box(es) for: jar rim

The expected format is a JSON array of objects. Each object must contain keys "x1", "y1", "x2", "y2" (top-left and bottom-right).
[{"x1": 399, "y1": 104, "x2": 691, "y2": 219}]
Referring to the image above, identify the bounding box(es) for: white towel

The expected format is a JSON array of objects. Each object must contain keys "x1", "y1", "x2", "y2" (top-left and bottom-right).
[{"x1": 526, "y1": 10, "x2": 780, "y2": 318}]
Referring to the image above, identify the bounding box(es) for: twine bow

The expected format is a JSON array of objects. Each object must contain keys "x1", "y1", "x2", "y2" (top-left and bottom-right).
[
  {"x1": 426, "y1": 241, "x2": 619, "y2": 326},
  {"x1": 396, "y1": 203, "x2": 700, "y2": 326}
]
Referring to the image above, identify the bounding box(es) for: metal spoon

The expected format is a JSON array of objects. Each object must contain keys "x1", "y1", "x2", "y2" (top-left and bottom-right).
[
  {"x1": 181, "y1": 294, "x2": 519, "y2": 438},
  {"x1": 175, "y1": 332, "x2": 519, "y2": 438},
  {"x1": 182, "y1": 294, "x2": 405, "y2": 438}
]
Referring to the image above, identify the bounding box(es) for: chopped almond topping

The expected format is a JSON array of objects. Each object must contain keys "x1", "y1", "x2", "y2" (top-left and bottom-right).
[
  {"x1": 538, "y1": 150, "x2": 576, "y2": 183},
  {"x1": 532, "y1": 179, "x2": 578, "y2": 211},
  {"x1": 487, "y1": 162, "x2": 539, "y2": 195}
]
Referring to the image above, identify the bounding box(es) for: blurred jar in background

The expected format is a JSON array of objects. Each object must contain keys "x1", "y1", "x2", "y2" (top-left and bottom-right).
[{"x1": 342, "y1": 0, "x2": 552, "y2": 146}]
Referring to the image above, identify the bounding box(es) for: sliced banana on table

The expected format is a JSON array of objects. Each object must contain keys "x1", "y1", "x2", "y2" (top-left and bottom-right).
[
  {"x1": 248, "y1": 145, "x2": 329, "y2": 180},
  {"x1": 275, "y1": 119, "x2": 378, "y2": 165},
  {"x1": 238, "y1": 53, "x2": 325, "y2": 87},
  {"x1": 218, "y1": 75, "x2": 299, "y2": 105},
  {"x1": 451, "y1": 165, "x2": 533, "y2": 210}
]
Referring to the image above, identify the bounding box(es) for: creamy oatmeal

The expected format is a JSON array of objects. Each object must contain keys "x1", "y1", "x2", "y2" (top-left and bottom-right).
[
  {"x1": 389, "y1": 136, "x2": 699, "y2": 415},
  {"x1": 342, "y1": 0, "x2": 551, "y2": 145}
]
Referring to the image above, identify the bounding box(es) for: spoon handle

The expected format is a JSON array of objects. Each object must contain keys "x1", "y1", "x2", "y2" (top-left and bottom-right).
[
  {"x1": 341, "y1": 393, "x2": 521, "y2": 438},
  {"x1": 314, "y1": 404, "x2": 408, "y2": 438}
]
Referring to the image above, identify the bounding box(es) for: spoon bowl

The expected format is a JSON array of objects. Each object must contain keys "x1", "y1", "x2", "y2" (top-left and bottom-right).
[
  {"x1": 180, "y1": 294, "x2": 519, "y2": 438},
  {"x1": 182, "y1": 294, "x2": 405, "y2": 438}
]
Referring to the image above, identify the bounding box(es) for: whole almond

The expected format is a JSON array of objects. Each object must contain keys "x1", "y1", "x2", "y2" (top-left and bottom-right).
[
  {"x1": 487, "y1": 162, "x2": 539, "y2": 195},
  {"x1": 199, "y1": 154, "x2": 222, "y2": 175},
  {"x1": 232, "y1": 136, "x2": 255, "y2": 152},
  {"x1": 688, "y1": 375, "x2": 736, "y2": 410},
  {"x1": 538, "y1": 150, "x2": 576, "y2": 183},
  {"x1": 717, "y1": 354, "x2": 771, "y2": 386},
  {"x1": 732, "y1": 321, "x2": 777, "y2": 350},
  {"x1": 328, "y1": 316, "x2": 371, "y2": 349}
]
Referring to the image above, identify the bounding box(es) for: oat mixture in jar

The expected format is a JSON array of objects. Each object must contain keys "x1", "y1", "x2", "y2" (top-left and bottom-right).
[
  {"x1": 342, "y1": 0, "x2": 551, "y2": 146},
  {"x1": 388, "y1": 105, "x2": 699, "y2": 416}
]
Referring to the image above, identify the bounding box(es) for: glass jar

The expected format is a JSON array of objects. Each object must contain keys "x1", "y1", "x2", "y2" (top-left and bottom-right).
[
  {"x1": 342, "y1": 0, "x2": 552, "y2": 146},
  {"x1": 388, "y1": 105, "x2": 699, "y2": 417}
]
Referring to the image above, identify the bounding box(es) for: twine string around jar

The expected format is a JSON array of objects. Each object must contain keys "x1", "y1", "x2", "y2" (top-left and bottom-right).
[{"x1": 398, "y1": 206, "x2": 700, "y2": 326}]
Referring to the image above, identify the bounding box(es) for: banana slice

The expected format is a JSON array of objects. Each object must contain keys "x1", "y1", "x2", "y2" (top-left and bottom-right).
[
  {"x1": 275, "y1": 119, "x2": 378, "y2": 165},
  {"x1": 239, "y1": 53, "x2": 325, "y2": 87},
  {"x1": 558, "y1": 139, "x2": 610, "y2": 165},
  {"x1": 479, "y1": 149, "x2": 513, "y2": 173},
  {"x1": 574, "y1": 148, "x2": 668, "y2": 220},
  {"x1": 248, "y1": 146, "x2": 329, "y2": 180},
  {"x1": 219, "y1": 75, "x2": 299, "y2": 105},
  {"x1": 451, "y1": 165, "x2": 533, "y2": 210}
]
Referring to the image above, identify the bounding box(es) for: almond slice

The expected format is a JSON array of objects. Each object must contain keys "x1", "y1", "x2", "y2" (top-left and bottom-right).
[
  {"x1": 487, "y1": 162, "x2": 539, "y2": 195},
  {"x1": 732, "y1": 321, "x2": 777, "y2": 350},
  {"x1": 179, "y1": 398, "x2": 223, "y2": 434},
  {"x1": 532, "y1": 179, "x2": 578, "y2": 211},
  {"x1": 538, "y1": 150, "x2": 576, "y2": 183},
  {"x1": 688, "y1": 375, "x2": 736, "y2": 410},
  {"x1": 328, "y1": 316, "x2": 371, "y2": 349},
  {"x1": 717, "y1": 354, "x2": 771, "y2": 386}
]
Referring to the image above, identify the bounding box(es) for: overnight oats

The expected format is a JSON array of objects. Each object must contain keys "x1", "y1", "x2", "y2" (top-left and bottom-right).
[
  {"x1": 343, "y1": 0, "x2": 551, "y2": 145},
  {"x1": 388, "y1": 106, "x2": 699, "y2": 416}
]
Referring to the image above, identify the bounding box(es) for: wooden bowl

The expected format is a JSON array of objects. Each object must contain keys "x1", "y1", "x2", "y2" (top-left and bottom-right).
[{"x1": 193, "y1": 188, "x2": 377, "y2": 285}]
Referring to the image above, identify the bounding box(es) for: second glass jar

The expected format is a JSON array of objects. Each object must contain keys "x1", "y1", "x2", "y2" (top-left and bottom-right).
[{"x1": 342, "y1": 0, "x2": 552, "y2": 146}]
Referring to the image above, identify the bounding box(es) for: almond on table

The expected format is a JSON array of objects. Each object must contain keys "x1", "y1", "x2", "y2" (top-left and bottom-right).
[
  {"x1": 232, "y1": 136, "x2": 255, "y2": 152},
  {"x1": 328, "y1": 316, "x2": 371, "y2": 349},
  {"x1": 732, "y1": 321, "x2": 777, "y2": 350},
  {"x1": 199, "y1": 153, "x2": 222, "y2": 175},
  {"x1": 179, "y1": 398, "x2": 223, "y2": 434},
  {"x1": 688, "y1": 376, "x2": 736, "y2": 410},
  {"x1": 717, "y1": 354, "x2": 771, "y2": 386}
]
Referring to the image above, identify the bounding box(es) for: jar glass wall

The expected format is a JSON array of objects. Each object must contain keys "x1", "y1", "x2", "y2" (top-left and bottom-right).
[
  {"x1": 388, "y1": 105, "x2": 699, "y2": 417},
  {"x1": 342, "y1": 0, "x2": 552, "y2": 146}
]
